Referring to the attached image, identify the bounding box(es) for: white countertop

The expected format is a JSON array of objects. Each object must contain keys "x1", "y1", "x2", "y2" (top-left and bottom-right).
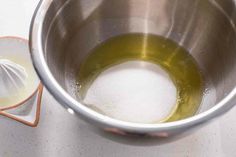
[{"x1": 0, "y1": 0, "x2": 236, "y2": 156}]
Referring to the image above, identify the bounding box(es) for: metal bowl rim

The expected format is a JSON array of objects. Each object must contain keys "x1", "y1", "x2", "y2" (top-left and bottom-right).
[{"x1": 29, "y1": 0, "x2": 236, "y2": 133}]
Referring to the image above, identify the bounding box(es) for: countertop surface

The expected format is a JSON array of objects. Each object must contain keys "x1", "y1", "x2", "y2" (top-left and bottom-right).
[{"x1": 0, "y1": 0, "x2": 236, "y2": 156}]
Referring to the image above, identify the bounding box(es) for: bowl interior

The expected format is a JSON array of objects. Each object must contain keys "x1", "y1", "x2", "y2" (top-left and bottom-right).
[{"x1": 41, "y1": 0, "x2": 236, "y2": 122}]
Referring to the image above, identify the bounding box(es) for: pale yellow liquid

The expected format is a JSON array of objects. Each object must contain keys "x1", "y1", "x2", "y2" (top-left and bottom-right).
[
  {"x1": 0, "y1": 56, "x2": 38, "y2": 108},
  {"x1": 77, "y1": 33, "x2": 204, "y2": 122}
]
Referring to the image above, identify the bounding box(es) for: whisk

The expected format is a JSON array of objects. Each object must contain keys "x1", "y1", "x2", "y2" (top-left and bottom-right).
[{"x1": 0, "y1": 59, "x2": 28, "y2": 98}]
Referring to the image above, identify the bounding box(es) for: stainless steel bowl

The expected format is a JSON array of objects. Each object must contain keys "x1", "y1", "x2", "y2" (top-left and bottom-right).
[{"x1": 30, "y1": 0, "x2": 236, "y2": 141}]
